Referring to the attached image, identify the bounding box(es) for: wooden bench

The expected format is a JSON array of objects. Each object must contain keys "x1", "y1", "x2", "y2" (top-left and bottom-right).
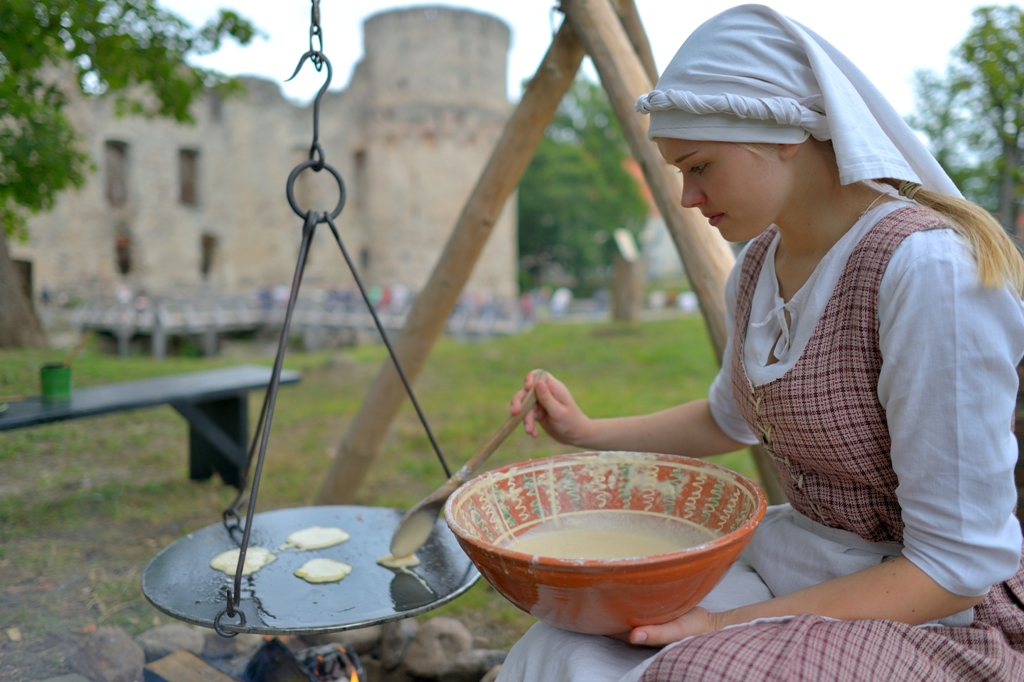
[{"x1": 0, "y1": 365, "x2": 300, "y2": 487}]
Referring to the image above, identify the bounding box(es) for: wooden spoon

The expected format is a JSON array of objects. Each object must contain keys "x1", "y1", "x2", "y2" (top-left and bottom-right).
[
  {"x1": 63, "y1": 330, "x2": 93, "y2": 368},
  {"x1": 388, "y1": 370, "x2": 547, "y2": 559}
]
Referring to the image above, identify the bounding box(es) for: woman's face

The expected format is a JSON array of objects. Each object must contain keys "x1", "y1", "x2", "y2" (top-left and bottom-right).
[{"x1": 655, "y1": 137, "x2": 798, "y2": 243}]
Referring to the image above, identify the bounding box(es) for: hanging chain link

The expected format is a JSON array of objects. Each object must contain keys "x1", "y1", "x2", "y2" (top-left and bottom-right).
[
  {"x1": 213, "y1": 0, "x2": 452, "y2": 636},
  {"x1": 309, "y1": 0, "x2": 324, "y2": 68}
]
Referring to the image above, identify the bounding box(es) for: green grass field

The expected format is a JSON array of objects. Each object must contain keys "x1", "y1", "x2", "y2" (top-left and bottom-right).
[{"x1": 0, "y1": 318, "x2": 756, "y2": 675}]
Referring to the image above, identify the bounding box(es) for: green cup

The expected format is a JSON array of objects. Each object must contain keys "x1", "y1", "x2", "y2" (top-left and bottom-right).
[{"x1": 40, "y1": 363, "x2": 72, "y2": 402}]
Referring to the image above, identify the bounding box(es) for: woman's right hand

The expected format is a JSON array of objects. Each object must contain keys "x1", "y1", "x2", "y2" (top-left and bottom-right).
[{"x1": 511, "y1": 370, "x2": 593, "y2": 446}]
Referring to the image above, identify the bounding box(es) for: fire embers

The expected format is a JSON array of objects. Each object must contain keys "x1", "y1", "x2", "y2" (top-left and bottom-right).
[
  {"x1": 243, "y1": 637, "x2": 365, "y2": 682},
  {"x1": 298, "y1": 643, "x2": 366, "y2": 682}
]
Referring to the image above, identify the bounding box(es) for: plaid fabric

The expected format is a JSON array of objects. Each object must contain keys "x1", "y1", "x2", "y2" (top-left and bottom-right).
[
  {"x1": 730, "y1": 206, "x2": 948, "y2": 543},
  {"x1": 641, "y1": 550, "x2": 1024, "y2": 682}
]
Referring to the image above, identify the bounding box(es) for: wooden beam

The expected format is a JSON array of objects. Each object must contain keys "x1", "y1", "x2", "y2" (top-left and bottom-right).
[
  {"x1": 143, "y1": 650, "x2": 236, "y2": 682},
  {"x1": 610, "y1": 0, "x2": 658, "y2": 84},
  {"x1": 563, "y1": 0, "x2": 787, "y2": 504},
  {"x1": 316, "y1": 22, "x2": 587, "y2": 504}
]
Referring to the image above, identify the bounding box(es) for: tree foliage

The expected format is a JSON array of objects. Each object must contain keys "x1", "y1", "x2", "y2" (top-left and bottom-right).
[
  {"x1": 0, "y1": 1, "x2": 258, "y2": 237},
  {"x1": 908, "y1": 5, "x2": 1024, "y2": 234},
  {"x1": 518, "y1": 78, "x2": 648, "y2": 290}
]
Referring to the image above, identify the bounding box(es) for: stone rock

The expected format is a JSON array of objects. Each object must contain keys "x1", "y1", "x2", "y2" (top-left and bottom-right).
[
  {"x1": 365, "y1": 657, "x2": 415, "y2": 682},
  {"x1": 363, "y1": 657, "x2": 383, "y2": 681},
  {"x1": 381, "y1": 618, "x2": 419, "y2": 670},
  {"x1": 303, "y1": 624, "x2": 383, "y2": 654},
  {"x1": 202, "y1": 630, "x2": 265, "y2": 659},
  {"x1": 380, "y1": 664, "x2": 415, "y2": 682},
  {"x1": 401, "y1": 618, "x2": 473, "y2": 679},
  {"x1": 71, "y1": 626, "x2": 145, "y2": 682},
  {"x1": 135, "y1": 623, "x2": 205, "y2": 662},
  {"x1": 38, "y1": 676, "x2": 91, "y2": 682},
  {"x1": 438, "y1": 649, "x2": 507, "y2": 682},
  {"x1": 480, "y1": 665, "x2": 502, "y2": 682}
]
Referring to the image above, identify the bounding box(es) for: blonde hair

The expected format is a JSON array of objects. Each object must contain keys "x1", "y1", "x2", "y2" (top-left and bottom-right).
[
  {"x1": 876, "y1": 178, "x2": 1024, "y2": 293},
  {"x1": 737, "y1": 141, "x2": 1024, "y2": 292}
]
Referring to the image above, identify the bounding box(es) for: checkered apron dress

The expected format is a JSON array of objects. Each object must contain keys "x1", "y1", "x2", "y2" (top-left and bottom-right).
[{"x1": 642, "y1": 206, "x2": 1024, "y2": 681}]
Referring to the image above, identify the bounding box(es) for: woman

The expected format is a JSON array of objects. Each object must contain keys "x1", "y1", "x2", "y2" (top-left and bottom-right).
[{"x1": 497, "y1": 5, "x2": 1024, "y2": 681}]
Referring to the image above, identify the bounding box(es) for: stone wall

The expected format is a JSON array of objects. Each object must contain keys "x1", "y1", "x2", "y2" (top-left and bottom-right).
[{"x1": 11, "y1": 6, "x2": 518, "y2": 305}]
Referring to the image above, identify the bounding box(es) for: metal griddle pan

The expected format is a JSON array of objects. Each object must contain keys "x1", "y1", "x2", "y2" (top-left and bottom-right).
[{"x1": 142, "y1": 505, "x2": 478, "y2": 635}]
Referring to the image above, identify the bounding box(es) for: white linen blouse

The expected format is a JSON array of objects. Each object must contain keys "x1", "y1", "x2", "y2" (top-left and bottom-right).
[{"x1": 708, "y1": 198, "x2": 1024, "y2": 597}]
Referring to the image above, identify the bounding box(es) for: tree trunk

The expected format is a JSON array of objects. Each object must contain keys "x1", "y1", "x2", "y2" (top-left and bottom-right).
[
  {"x1": 0, "y1": 233, "x2": 46, "y2": 348},
  {"x1": 999, "y1": 137, "x2": 1020, "y2": 237}
]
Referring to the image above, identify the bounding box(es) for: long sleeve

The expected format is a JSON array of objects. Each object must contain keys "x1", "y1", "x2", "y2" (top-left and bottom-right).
[{"x1": 877, "y1": 229, "x2": 1024, "y2": 596}]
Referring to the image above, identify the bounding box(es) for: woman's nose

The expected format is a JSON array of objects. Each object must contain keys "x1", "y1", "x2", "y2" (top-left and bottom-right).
[{"x1": 680, "y1": 179, "x2": 704, "y2": 209}]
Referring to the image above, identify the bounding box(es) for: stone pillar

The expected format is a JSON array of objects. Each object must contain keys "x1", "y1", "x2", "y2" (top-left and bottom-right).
[{"x1": 611, "y1": 254, "x2": 645, "y2": 322}]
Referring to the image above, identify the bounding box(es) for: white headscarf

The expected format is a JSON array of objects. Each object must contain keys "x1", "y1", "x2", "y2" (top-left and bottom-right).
[{"x1": 635, "y1": 4, "x2": 960, "y2": 197}]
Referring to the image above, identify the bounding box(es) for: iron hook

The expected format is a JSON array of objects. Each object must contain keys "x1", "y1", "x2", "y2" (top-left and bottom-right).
[{"x1": 284, "y1": 51, "x2": 333, "y2": 152}]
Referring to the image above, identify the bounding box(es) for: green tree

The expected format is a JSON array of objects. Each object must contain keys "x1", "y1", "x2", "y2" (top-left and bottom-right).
[
  {"x1": 0, "y1": 1, "x2": 257, "y2": 347},
  {"x1": 518, "y1": 78, "x2": 648, "y2": 291},
  {"x1": 908, "y1": 5, "x2": 1024, "y2": 236}
]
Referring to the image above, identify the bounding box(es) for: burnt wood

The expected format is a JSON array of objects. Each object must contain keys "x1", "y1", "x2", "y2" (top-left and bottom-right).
[
  {"x1": 0, "y1": 365, "x2": 300, "y2": 487},
  {"x1": 144, "y1": 650, "x2": 237, "y2": 682}
]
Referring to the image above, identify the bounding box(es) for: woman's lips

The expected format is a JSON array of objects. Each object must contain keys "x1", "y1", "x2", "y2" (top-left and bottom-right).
[{"x1": 705, "y1": 212, "x2": 724, "y2": 226}]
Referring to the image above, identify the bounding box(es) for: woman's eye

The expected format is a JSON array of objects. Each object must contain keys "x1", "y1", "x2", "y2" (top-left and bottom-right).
[{"x1": 689, "y1": 164, "x2": 707, "y2": 176}]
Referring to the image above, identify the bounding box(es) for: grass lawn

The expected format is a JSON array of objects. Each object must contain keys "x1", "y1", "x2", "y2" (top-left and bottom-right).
[{"x1": 0, "y1": 317, "x2": 756, "y2": 679}]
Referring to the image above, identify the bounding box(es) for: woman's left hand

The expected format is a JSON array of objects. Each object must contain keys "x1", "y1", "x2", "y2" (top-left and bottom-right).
[
  {"x1": 616, "y1": 556, "x2": 988, "y2": 648},
  {"x1": 611, "y1": 607, "x2": 719, "y2": 647}
]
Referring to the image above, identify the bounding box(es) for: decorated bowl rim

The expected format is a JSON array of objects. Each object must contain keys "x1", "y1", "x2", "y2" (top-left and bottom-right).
[{"x1": 443, "y1": 450, "x2": 768, "y2": 570}]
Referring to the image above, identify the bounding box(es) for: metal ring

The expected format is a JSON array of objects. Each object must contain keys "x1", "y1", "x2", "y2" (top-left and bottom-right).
[
  {"x1": 213, "y1": 608, "x2": 246, "y2": 637},
  {"x1": 285, "y1": 160, "x2": 346, "y2": 222}
]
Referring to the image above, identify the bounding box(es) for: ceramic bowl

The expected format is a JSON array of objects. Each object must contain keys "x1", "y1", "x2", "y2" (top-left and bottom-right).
[{"x1": 444, "y1": 451, "x2": 766, "y2": 635}]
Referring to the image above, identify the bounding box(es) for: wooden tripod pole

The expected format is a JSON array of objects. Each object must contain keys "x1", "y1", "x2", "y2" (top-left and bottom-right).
[
  {"x1": 562, "y1": 0, "x2": 787, "y2": 503},
  {"x1": 610, "y1": 0, "x2": 658, "y2": 84},
  {"x1": 316, "y1": 22, "x2": 586, "y2": 504}
]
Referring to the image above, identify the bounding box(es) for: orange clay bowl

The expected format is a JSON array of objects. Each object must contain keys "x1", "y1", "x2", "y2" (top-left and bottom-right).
[{"x1": 444, "y1": 451, "x2": 766, "y2": 635}]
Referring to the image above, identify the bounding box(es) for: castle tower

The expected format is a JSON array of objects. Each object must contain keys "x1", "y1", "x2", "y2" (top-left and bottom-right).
[{"x1": 351, "y1": 7, "x2": 517, "y2": 299}]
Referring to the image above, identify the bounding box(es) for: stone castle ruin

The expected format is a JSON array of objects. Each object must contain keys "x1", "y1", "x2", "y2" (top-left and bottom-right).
[{"x1": 12, "y1": 7, "x2": 518, "y2": 316}]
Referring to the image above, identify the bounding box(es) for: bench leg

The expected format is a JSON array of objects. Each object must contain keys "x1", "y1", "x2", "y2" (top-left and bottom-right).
[
  {"x1": 171, "y1": 394, "x2": 248, "y2": 488},
  {"x1": 202, "y1": 330, "x2": 218, "y2": 357}
]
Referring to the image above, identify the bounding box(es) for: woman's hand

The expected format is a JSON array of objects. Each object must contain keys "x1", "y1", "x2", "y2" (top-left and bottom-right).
[
  {"x1": 618, "y1": 556, "x2": 985, "y2": 648},
  {"x1": 510, "y1": 370, "x2": 593, "y2": 446},
  {"x1": 617, "y1": 607, "x2": 719, "y2": 647}
]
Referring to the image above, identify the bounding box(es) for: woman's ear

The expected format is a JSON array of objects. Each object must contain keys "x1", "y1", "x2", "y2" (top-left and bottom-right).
[{"x1": 778, "y1": 143, "x2": 801, "y2": 160}]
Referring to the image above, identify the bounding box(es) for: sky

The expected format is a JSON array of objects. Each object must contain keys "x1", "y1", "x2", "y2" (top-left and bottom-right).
[{"x1": 160, "y1": 1, "x2": 984, "y2": 117}]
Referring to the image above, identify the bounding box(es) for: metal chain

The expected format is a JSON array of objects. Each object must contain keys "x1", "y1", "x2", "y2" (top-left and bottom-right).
[
  {"x1": 214, "y1": 0, "x2": 452, "y2": 634},
  {"x1": 309, "y1": 0, "x2": 324, "y2": 68}
]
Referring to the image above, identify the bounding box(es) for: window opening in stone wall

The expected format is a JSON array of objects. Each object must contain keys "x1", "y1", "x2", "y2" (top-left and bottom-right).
[
  {"x1": 353, "y1": 150, "x2": 366, "y2": 210},
  {"x1": 105, "y1": 141, "x2": 128, "y2": 206},
  {"x1": 179, "y1": 149, "x2": 199, "y2": 206},
  {"x1": 201, "y1": 233, "x2": 218, "y2": 277},
  {"x1": 209, "y1": 92, "x2": 223, "y2": 122},
  {"x1": 13, "y1": 260, "x2": 32, "y2": 302},
  {"x1": 115, "y1": 232, "x2": 132, "y2": 275}
]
